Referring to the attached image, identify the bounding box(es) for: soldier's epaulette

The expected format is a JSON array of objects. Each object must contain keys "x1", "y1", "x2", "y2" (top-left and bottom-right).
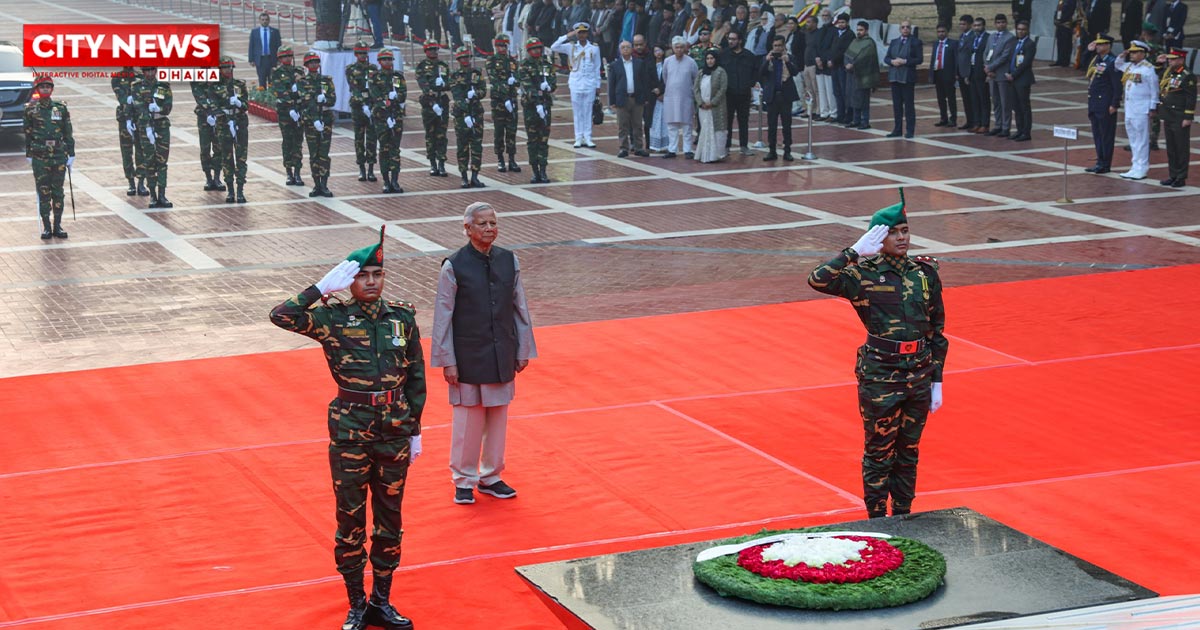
[
  {"x1": 389, "y1": 300, "x2": 417, "y2": 314},
  {"x1": 912, "y1": 255, "x2": 940, "y2": 270}
]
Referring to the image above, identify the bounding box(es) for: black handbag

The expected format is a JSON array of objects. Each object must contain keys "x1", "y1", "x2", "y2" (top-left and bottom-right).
[{"x1": 592, "y1": 97, "x2": 604, "y2": 125}]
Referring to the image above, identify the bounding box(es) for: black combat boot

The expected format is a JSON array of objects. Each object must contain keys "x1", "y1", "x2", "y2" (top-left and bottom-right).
[
  {"x1": 320, "y1": 176, "x2": 334, "y2": 198},
  {"x1": 538, "y1": 164, "x2": 550, "y2": 183},
  {"x1": 148, "y1": 185, "x2": 161, "y2": 208},
  {"x1": 212, "y1": 174, "x2": 226, "y2": 191},
  {"x1": 157, "y1": 187, "x2": 173, "y2": 209},
  {"x1": 366, "y1": 162, "x2": 377, "y2": 182},
  {"x1": 436, "y1": 159, "x2": 448, "y2": 177},
  {"x1": 381, "y1": 169, "x2": 395, "y2": 193},
  {"x1": 364, "y1": 574, "x2": 414, "y2": 630},
  {"x1": 51, "y1": 208, "x2": 68, "y2": 239},
  {"x1": 235, "y1": 183, "x2": 246, "y2": 204},
  {"x1": 225, "y1": 180, "x2": 235, "y2": 203},
  {"x1": 530, "y1": 166, "x2": 541, "y2": 184},
  {"x1": 284, "y1": 167, "x2": 296, "y2": 186},
  {"x1": 470, "y1": 170, "x2": 485, "y2": 188},
  {"x1": 391, "y1": 169, "x2": 402, "y2": 193},
  {"x1": 508, "y1": 154, "x2": 521, "y2": 172},
  {"x1": 460, "y1": 171, "x2": 471, "y2": 188},
  {"x1": 293, "y1": 167, "x2": 305, "y2": 187},
  {"x1": 40, "y1": 215, "x2": 52, "y2": 240},
  {"x1": 429, "y1": 158, "x2": 439, "y2": 176},
  {"x1": 126, "y1": 177, "x2": 137, "y2": 196},
  {"x1": 497, "y1": 154, "x2": 508, "y2": 172},
  {"x1": 137, "y1": 177, "x2": 149, "y2": 196},
  {"x1": 203, "y1": 170, "x2": 219, "y2": 191},
  {"x1": 309, "y1": 178, "x2": 322, "y2": 197},
  {"x1": 358, "y1": 163, "x2": 368, "y2": 181},
  {"x1": 341, "y1": 575, "x2": 369, "y2": 630}
]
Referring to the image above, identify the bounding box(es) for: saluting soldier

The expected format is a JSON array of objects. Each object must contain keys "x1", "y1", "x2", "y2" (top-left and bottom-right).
[
  {"x1": 1085, "y1": 35, "x2": 1121, "y2": 175},
  {"x1": 487, "y1": 33, "x2": 522, "y2": 173},
  {"x1": 192, "y1": 79, "x2": 223, "y2": 193},
  {"x1": 300, "y1": 52, "x2": 337, "y2": 198},
  {"x1": 371, "y1": 49, "x2": 408, "y2": 194},
  {"x1": 347, "y1": 41, "x2": 381, "y2": 183},
  {"x1": 807, "y1": 190, "x2": 948, "y2": 520},
  {"x1": 211, "y1": 56, "x2": 250, "y2": 203},
  {"x1": 111, "y1": 67, "x2": 140, "y2": 196},
  {"x1": 1115, "y1": 42, "x2": 1158, "y2": 180},
  {"x1": 269, "y1": 227, "x2": 425, "y2": 630},
  {"x1": 272, "y1": 46, "x2": 308, "y2": 187},
  {"x1": 1159, "y1": 46, "x2": 1196, "y2": 188},
  {"x1": 688, "y1": 23, "x2": 714, "y2": 66},
  {"x1": 519, "y1": 37, "x2": 556, "y2": 184},
  {"x1": 133, "y1": 67, "x2": 173, "y2": 208},
  {"x1": 417, "y1": 40, "x2": 452, "y2": 177},
  {"x1": 24, "y1": 73, "x2": 75, "y2": 240},
  {"x1": 451, "y1": 45, "x2": 487, "y2": 188}
]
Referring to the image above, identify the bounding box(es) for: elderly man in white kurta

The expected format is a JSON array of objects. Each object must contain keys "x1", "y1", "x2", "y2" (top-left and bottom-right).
[
  {"x1": 1114, "y1": 43, "x2": 1160, "y2": 180},
  {"x1": 551, "y1": 22, "x2": 603, "y2": 147},
  {"x1": 432, "y1": 202, "x2": 538, "y2": 506},
  {"x1": 661, "y1": 36, "x2": 699, "y2": 158}
]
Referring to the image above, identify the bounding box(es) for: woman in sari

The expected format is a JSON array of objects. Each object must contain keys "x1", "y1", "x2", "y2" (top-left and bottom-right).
[{"x1": 648, "y1": 44, "x2": 671, "y2": 151}]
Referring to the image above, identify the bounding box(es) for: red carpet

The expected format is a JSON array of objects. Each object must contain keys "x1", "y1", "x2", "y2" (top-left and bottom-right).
[{"x1": 1, "y1": 265, "x2": 1198, "y2": 628}]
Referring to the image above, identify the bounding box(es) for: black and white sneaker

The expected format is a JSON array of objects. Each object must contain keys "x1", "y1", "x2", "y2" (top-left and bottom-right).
[
  {"x1": 454, "y1": 487, "x2": 475, "y2": 504},
  {"x1": 478, "y1": 480, "x2": 517, "y2": 499}
]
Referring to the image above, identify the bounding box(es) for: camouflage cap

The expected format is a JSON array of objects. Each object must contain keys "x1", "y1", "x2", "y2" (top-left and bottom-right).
[
  {"x1": 494, "y1": 33, "x2": 511, "y2": 44},
  {"x1": 346, "y1": 226, "x2": 387, "y2": 268},
  {"x1": 303, "y1": 51, "x2": 321, "y2": 65},
  {"x1": 525, "y1": 37, "x2": 543, "y2": 50},
  {"x1": 277, "y1": 46, "x2": 294, "y2": 58},
  {"x1": 33, "y1": 73, "x2": 54, "y2": 88},
  {"x1": 424, "y1": 40, "x2": 441, "y2": 51},
  {"x1": 698, "y1": 20, "x2": 712, "y2": 34},
  {"x1": 454, "y1": 45, "x2": 471, "y2": 59},
  {"x1": 868, "y1": 189, "x2": 908, "y2": 228},
  {"x1": 219, "y1": 55, "x2": 235, "y2": 68},
  {"x1": 354, "y1": 40, "x2": 370, "y2": 53},
  {"x1": 377, "y1": 49, "x2": 394, "y2": 61}
]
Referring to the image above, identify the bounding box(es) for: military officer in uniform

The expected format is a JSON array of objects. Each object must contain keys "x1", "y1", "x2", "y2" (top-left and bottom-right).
[
  {"x1": 451, "y1": 45, "x2": 487, "y2": 188},
  {"x1": 347, "y1": 41, "x2": 381, "y2": 183},
  {"x1": 551, "y1": 22, "x2": 602, "y2": 148},
  {"x1": 807, "y1": 190, "x2": 948, "y2": 519},
  {"x1": 371, "y1": 49, "x2": 407, "y2": 194},
  {"x1": 211, "y1": 56, "x2": 250, "y2": 203},
  {"x1": 1159, "y1": 47, "x2": 1195, "y2": 187},
  {"x1": 134, "y1": 67, "x2": 173, "y2": 208},
  {"x1": 1115, "y1": 42, "x2": 1158, "y2": 179},
  {"x1": 111, "y1": 67, "x2": 140, "y2": 196},
  {"x1": 519, "y1": 37, "x2": 556, "y2": 184},
  {"x1": 191, "y1": 78, "x2": 223, "y2": 193},
  {"x1": 300, "y1": 52, "x2": 337, "y2": 198},
  {"x1": 272, "y1": 46, "x2": 308, "y2": 187},
  {"x1": 487, "y1": 33, "x2": 522, "y2": 173},
  {"x1": 24, "y1": 74, "x2": 75, "y2": 240},
  {"x1": 270, "y1": 227, "x2": 424, "y2": 630},
  {"x1": 1086, "y1": 35, "x2": 1121, "y2": 174},
  {"x1": 417, "y1": 40, "x2": 452, "y2": 177}
]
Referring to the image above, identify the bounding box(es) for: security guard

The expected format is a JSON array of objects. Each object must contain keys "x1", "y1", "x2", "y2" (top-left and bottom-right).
[
  {"x1": 111, "y1": 67, "x2": 140, "y2": 196},
  {"x1": 807, "y1": 190, "x2": 948, "y2": 519},
  {"x1": 134, "y1": 67, "x2": 173, "y2": 208},
  {"x1": 269, "y1": 227, "x2": 424, "y2": 630},
  {"x1": 519, "y1": 37, "x2": 556, "y2": 184},
  {"x1": 371, "y1": 49, "x2": 407, "y2": 194},
  {"x1": 451, "y1": 45, "x2": 487, "y2": 188},
  {"x1": 346, "y1": 40, "x2": 380, "y2": 183},
  {"x1": 1115, "y1": 42, "x2": 1158, "y2": 180},
  {"x1": 300, "y1": 52, "x2": 337, "y2": 198},
  {"x1": 416, "y1": 40, "x2": 451, "y2": 177},
  {"x1": 1159, "y1": 47, "x2": 1196, "y2": 187},
  {"x1": 272, "y1": 46, "x2": 308, "y2": 187},
  {"x1": 24, "y1": 73, "x2": 75, "y2": 240},
  {"x1": 486, "y1": 33, "x2": 522, "y2": 173},
  {"x1": 1085, "y1": 35, "x2": 1121, "y2": 174},
  {"x1": 211, "y1": 56, "x2": 250, "y2": 203},
  {"x1": 191, "y1": 78, "x2": 223, "y2": 192}
]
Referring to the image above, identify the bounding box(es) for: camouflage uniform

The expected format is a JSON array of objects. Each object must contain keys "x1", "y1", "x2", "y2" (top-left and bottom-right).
[
  {"x1": 271, "y1": 48, "x2": 307, "y2": 186},
  {"x1": 451, "y1": 50, "x2": 487, "y2": 186},
  {"x1": 210, "y1": 58, "x2": 250, "y2": 203},
  {"x1": 346, "y1": 42, "x2": 380, "y2": 180},
  {"x1": 808, "y1": 247, "x2": 948, "y2": 518},
  {"x1": 299, "y1": 54, "x2": 337, "y2": 197},
  {"x1": 416, "y1": 46, "x2": 452, "y2": 176},
  {"x1": 519, "y1": 42, "x2": 557, "y2": 183},
  {"x1": 485, "y1": 42, "x2": 521, "y2": 170},
  {"x1": 132, "y1": 73, "x2": 174, "y2": 208},
  {"x1": 24, "y1": 76, "x2": 74, "y2": 239},
  {"x1": 191, "y1": 80, "x2": 221, "y2": 191},
  {"x1": 111, "y1": 68, "x2": 139, "y2": 195},
  {"x1": 370, "y1": 51, "x2": 408, "y2": 193}
]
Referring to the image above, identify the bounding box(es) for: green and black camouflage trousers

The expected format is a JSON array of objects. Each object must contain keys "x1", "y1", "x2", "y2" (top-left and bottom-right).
[
  {"x1": 492, "y1": 103, "x2": 518, "y2": 156},
  {"x1": 137, "y1": 124, "x2": 170, "y2": 188},
  {"x1": 856, "y1": 345, "x2": 934, "y2": 517},
  {"x1": 352, "y1": 106, "x2": 378, "y2": 164},
  {"x1": 422, "y1": 105, "x2": 448, "y2": 161},
  {"x1": 215, "y1": 116, "x2": 249, "y2": 186},
  {"x1": 277, "y1": 113, "x2": 304, "y2": 169},
  {"x1": 522, "y1": 103, "x2": 550, "y2": 168},
  {"x1": 118, "y1": 115, "x2": 136, "y2": 179},
  {"x1": 455, "y1": 118, "x2": 483, "y2": 172},
  {"x1": 31, "y1": 157, "x2": 66, "y2": 221},
  {"x1": 375, "y1": 121, "x2": 403, "y2": 173},
  {"x1": 196, "y1": 114, "x2": 216, "y2": 173},
  {"x1": 304, "y1": 117, "x2": 333, "y2": 178}
]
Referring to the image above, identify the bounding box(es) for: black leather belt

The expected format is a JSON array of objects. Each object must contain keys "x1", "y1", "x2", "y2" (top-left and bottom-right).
[
  {"x1": 866, "y1": 334, "x2": 926, "y2": 355},
  {"x1": 337, "y1": 387, "x2": 400, "y2": 406}
]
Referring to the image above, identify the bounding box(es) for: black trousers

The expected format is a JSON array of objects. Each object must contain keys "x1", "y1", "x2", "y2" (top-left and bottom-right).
[
  {"x1": 1089, "y1": 109, "x2": 1117, "y2": 168},
  {"x1": 969, "y1": 73, "x2": 990, "y2": 128},
  {"x1": 833, "y1": 66, "x2": 849, "y2": 122},
  {"x1": 643, "y1": 98, "x2": 656, "y2": 150},
  {"x1": 1012, "y1": 81, "x2": 1032, "y2": 136},
  {"x1": 1163, "y1": 113, "x2": 1192, "y2": 181},
  {"x1": 958, "y1": 76, "x2": 972, "y2": 126},
  {"x1": 1055, "y1": 26, "x2": 1073, "y2": 65},
  {"x1": 933, "y1": 75, "x2": 957, "y2": 122},
  {"x1": 766, "y1": 98, "x2": 792, "y2": 151},
  {"x1": 890, "y1": 81, "x2": 916, "y2": 134},
  {"x1": 726, "y1": 91, "x2": 752, "y2": 148}
]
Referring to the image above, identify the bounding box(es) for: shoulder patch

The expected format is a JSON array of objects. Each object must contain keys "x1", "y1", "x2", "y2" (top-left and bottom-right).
[
  {"x1": 388, "y1": 300, "x2": 416, "y2": 314},
  {"x1": 913, "y1": 255, "x2": 940, "y2": 271}
]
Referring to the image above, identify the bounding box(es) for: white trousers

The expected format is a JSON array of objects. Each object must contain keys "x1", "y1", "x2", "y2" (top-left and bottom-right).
[
  {"x1": 571, "y1": 89, "x2": 594, "y2": 142},
  {"x1": 449, "y1": 404, "x2": 510, "y2": 488},
  {"x1": 1124, "y1": 112, "x2": 1150, "y2": 176},
  {"x1": 667, "y1": 122, "x2": 693, "y2": 153},
  {"x1": 817, "y1": 74, "x2": 836, "y2": 117}
]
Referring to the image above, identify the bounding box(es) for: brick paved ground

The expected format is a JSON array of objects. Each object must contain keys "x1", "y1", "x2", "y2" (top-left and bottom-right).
[{"x1": 1, "y1": 0, "x2": 1199, "y2": 377}]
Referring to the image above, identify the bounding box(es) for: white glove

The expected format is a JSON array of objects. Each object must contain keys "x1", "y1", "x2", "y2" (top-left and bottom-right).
[
  {"x1": 536, "y1": 103, "x2": 546, "y2": 118},
  {"x1": 26, "y1": 157, "x2": 31, "y2": 164},
  {"x1": 289, "y1": 109, "x2": 300, "y2": 122},
  {"x1": 851, "y1": 224, "x2": 889, "y2": 258},
  {"x1": 507, "y1": 75, "x2": 516, "y2": 85},
  {"x1": 387, "y1": 116, "x2": 396, "y2": 128},
  {"x1": 540, "y1": 80, "x2": 550, "y2": 91},
  {"x1": 206, "y1": 114, "x2": 217, "y2": 126},
  {"x1": 314, "y1": 119, "x2": 325, "y2": 132},
  {"x1": 291, "y1": 83, "x2": 298, "y2": 93},
  {"x1": 146, "y1": 128, "x2": 156, "y2": 143},
  {"x1": 467, "y1": 88, "x2": 476, "y2": 99},
  {"x1": 432, "y1": 103, "x2": 444, "y2": 116},
  {"x1": 126, "y1": 95, "x2": 133, "y2": 105},
  {"x1": 505, "y1": 99, "x2": 513, "y2": 112},
  {"x1": 317, "y1": 93, "x2": 326, "y2": 103},
  {"x1": 67, "y1": 156, "x2": 74, "y2": 168},
  {"x1": 148, "y1": 101, "x2": 160, "y2": 113},
  {"x1": 230, "y1": 95, "x2": 242, "y2": 107},
  {"x1": 388, "y1": 89, "x2": 397, "y2": 99},
  {"x1": 435, "y1": 76, "x2": 445, "y2": 87},
  {"x1": 126, "y1": 119, "x2": 136, "y2": 136},
  {"x1": 361, "y1": 104, "x2": 371, "y2": 117},
  {"x1": 315, "y1": 260, "x2": 361, "y2": 294},
  {"x1": 930, "y1": 382, "x2": 943, "y2": 413},
  {"x1": 228, "y1": 120, "x2": 237, "y2": 136},
  {"x1": 464, "y1": 115, "x2": 474, "y2": 128},
  {"x1": 409, "y1": 434, "x2": 423, "y2": 459}
]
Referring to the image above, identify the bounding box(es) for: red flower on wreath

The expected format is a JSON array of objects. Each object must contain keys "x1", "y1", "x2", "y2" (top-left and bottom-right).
[{"x1": 736, "y1": 536, "x2": 904, "y2": 584}]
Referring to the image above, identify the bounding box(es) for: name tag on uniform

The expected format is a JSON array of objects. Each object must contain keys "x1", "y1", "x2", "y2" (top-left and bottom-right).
[
  {"x1": 341, "y1": 327, "x2": 368, "y2": 338},
  {"x1": 1016, "y1": 54, "x2": 1025, "y2": 65},
  {"x1": 865, "y1": 285, "x2": 896, "y2": 292}
]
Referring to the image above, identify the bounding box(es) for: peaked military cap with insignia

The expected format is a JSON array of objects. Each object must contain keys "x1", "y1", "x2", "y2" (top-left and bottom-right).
[
  {"x1": 573, "y1": 22, "x2": 590, "y2": 32},
  {"x1": 868, "y1": 188, "x2": 908, "y2": 228},
  {"x1": 354, "y1": 40, "x2": 371, "y2": 53},
  {"x1": 1092, "y1": 34, "x2": 1112, "y2": 45},
  {"x1": 33, "y1": 73, "x2": 54, "y2": 88},
  {"x1": 1164, "y1": 47, "x2": 1185, "y2": 58},
  {"x1": 1127, "y1": 42, "x2": 1147, "y2": 53},
  {"x1": 347, "y1": 226, "x2": 387, "y2": 267}
]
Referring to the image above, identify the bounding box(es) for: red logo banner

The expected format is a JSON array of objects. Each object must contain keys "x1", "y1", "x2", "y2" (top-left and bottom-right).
[{"x1": 23, "y1": 24, "x2": 220, "y2": 68}]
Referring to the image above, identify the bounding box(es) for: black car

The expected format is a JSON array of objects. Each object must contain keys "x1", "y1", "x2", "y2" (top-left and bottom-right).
[{"x1": 0, "y1": 41, "x2": 34, "y2": 130}]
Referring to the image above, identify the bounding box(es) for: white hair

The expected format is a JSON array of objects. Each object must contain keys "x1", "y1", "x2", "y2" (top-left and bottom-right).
[
  {"x1": 463, "y1": 201, "x2": 496, "y2": 224},
  {"x1": 671, "y1": 35, "x2": 686, "y2": 47}
]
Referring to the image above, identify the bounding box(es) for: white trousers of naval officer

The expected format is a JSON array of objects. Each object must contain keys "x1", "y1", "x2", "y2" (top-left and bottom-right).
[
  {"x1": 1116, "y1": 58, "x2": 1159, "y2": 180},
  {"x1": 551, "y1": 34, "x2": 602, "y2": 146},
  {"x1": 1123, "y1": 112, "x2": 1151, "y2": 178}
]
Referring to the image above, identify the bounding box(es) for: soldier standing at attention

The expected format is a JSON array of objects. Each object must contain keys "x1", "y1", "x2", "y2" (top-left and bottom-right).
[
  {"x1": 347, "y1": 41, "x2": 381, "y2": 183},
  {"x1": 487, "y1": 33, "x2": 522, "y2": 173},
  {"x1": 417, "y1": 41, "x2": 452, "y2": 177},
  {"x1": 269, "y1": 228, "x2": 424, "y2": 630},
  {"x1": 134, "y1": 67, "x2": 173, "y2": 208},
  {"x1": 452, "y1": 46, "x2": 487, "y2": 188},
  {"x1": 1115, "y1": 42, "x2": 1158, "y2": 180},
  {"x1": 272, "y1": 46, "x2": 308, "y2": 187},
  {"x1": 191, "y1": 78, "x2": 223, "y2": 193},
  {"x1": 519, "y1": 37, "x2": 556, "y2": 183},
  {"x1": 300, "y1": 52, "x2": 337, "y2": 198},
  {"x1": 1085, "y1": 36, "x2": 1121, "y2": 175},
  {"x1": 111, "y1": 67, "x2": 140, "y2": 196},
  {"x1": 24, "y1": 74, "x2": 74, "y2": 240},
  {"x1": 1159, "y1": 46, "x2": 1196, "y2": 187},
  {"x1": 211, "y1": 56, "x2": 250, "y2": 203},
  {"x1": 371, "y1": 49, "x2": 407, "y2": 194},
  {"x1": 807, "y1": 190, "x2": 948, "y2": 520}
]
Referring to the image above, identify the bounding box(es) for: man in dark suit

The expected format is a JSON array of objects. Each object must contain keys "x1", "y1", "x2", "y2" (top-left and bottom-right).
[
  {"x1": 1005, "y1": 20, "x2": 1036, "y2": 140},
  {"x1": 609, "y1": 40, "x2": 658, "y2": 156},
  {"x1": 760, "y1": 35, "x2": 800, "y2": 161},
  {"x1": 1120, "y1": 0, "x2": 1144, "y2": 46},
  {"x1": 885, "y1": 20, "x2": 923, "y2": 138},
  {"x1": 936, "y1": 0, "x2": 957, "y2": 30},
  {"x1": 1012, "y1": 0, "x2": 1033, "y2": 22},
  {"x1": 1053, "y1": 0, "x2": 1078, "y2": 66},
  {"x1": 824, "y1": 13, "x2": 853, "y2": 124},
  {"x1": 249, "y1": 12, "x2": 282, "y2": 88},
  {"x1": 955, "y1": 15, "x2": 975, "y2": 129},
  {"x1": 721, "y1": 29, "x2": 759, "y2": 153},
  {"x1": 984, "y1": 13, "x2": 1016, "y2": 136},
  {"x1": 1085, "y1": 35, "x2": 1122, "y2": 173},
  {"x1": 968, "y1": 16, "x2": 991, "y2": 132},
  {"x1": 1163, "y1": 0, "x2": 1187, "y2": 47},
  {"x1": 1082, "y1": 0, "x2": 1113, "y2": 66},
  {"x1": 930, "y1": 23, "x2": 959, "y2": 127}
]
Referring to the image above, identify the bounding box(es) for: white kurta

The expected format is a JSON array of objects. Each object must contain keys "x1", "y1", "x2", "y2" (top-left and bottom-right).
[{"x1": 661, "y1": 54, "x2": 698, "y2": 124}]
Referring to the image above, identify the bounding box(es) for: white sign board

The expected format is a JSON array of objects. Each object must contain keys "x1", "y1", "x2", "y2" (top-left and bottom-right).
[{"x1": 1053, "y1": 126, "x2": 1078, "y2": 140}]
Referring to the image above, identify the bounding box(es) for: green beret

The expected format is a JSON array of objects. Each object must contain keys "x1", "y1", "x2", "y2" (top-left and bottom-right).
[
  {"x1": 1142, "y1": 20, "x2": 1158, "y2": 33},
  {"x1": 347, "y1": 226, "x2": 386, "y2": 267},
  {"x1": 868, "y1": 189, "x2": 908, "y2": 228}
]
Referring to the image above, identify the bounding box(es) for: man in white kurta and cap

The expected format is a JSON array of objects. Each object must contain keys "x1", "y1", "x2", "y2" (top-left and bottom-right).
[
  {"x1": 551, "y1": 22, "x2": 603, "y2": 147},
  {"x1": 432, "y1": 202, "x2": 538, "y2": 506},
  {"x1": 1114, "y1": 42, "x2": 1159, "y2": 180},
  {"x1": 661, "y1": 35, "x2": 699, "y2": 157}
]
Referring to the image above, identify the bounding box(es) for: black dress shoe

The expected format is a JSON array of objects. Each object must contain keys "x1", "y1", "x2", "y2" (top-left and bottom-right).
[
  {"x1": 857, "y1": 124, "x2": 871, "y2": 130},
  {"x1": 634, "y1": 150, "x2": 649, "y2": 157},
  {"x1": 987, "y1": 128, "x2": 1002, "y2": 136},
  {"x1": 1085, "y1": 165, "x2": 1101, "y2": 173},
  {"x1": 904, "y1": 133, "x2": 914, "y2": 139},
  {"x1": 763, "y1": 152, "x2": 777, "y2": 161},
  {"x1": 783, "y1": 152, "x2": 794, "y2": 161},
  {"x1": 1161, "y1": 177, "x2": 1177, "y2": 186},
  {"x1": 1171, "y1": 179, "x2": 1186, "y2": 188},
  {"x1": 934, "y1": 120, "x2": 948, "y2": 127},
  {"x1": 886, "y1": 130, "x2": 902, "y2": 138},
  {"x1": 662, "y1": 152, "x2": 677, "y2": 158},
  {"x1": 1093, "y1": 167, "x2": 1110, "y2": 174},
  {"x1": 958, "y1": 122, "x2": 972, "y2": 130},
  {"x1": 617, "y1": 149, "x2": 629, "y2": 157},
  {"x1": 1151, "y1": 142, "x2": 1161, "y2": 150}
]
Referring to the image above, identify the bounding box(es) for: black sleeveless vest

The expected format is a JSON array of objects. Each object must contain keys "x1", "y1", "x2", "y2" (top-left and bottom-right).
[{"x1": 447, "y1": 244, "x2": 518, "y2": 385}]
